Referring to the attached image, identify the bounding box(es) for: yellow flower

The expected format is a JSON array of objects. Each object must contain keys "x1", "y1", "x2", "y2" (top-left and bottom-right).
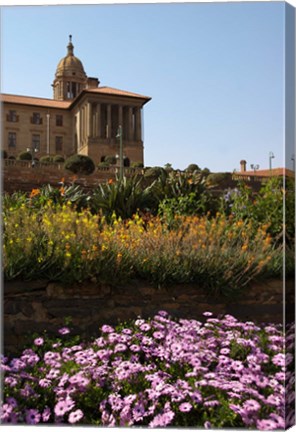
[{"x1": 65, "y1": 252, "x2": 71, "y2": 258}]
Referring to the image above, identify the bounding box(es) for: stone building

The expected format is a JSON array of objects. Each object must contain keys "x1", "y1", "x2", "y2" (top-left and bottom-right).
[{"x1": 1, "y1": 36, "x2": 151, "y2": 166}]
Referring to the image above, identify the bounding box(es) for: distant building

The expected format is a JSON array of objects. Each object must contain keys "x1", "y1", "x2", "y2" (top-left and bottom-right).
[
  {"x1": 1, "y1": 36, "x2": 151, "y2": 166},
  {"x1": 233, "y1": 159, "x2": 294, "y2": 179}
]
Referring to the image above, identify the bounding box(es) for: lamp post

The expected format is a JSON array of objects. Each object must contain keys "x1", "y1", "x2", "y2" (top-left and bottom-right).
[
  {"x1": 116, "y1": 125, "x2": 124, "y2": 181},
  {"x1": 27, "y1": 146, "x2": 38, "y2": 167},
  {"x1": 291, "y1": 154, "x2": 295, "y2": 171},
  {"x1": 250, "y1": 164, "x2": 259, "y2": 175},
  {"x1": 269, "y1": 151, "x2": 275, "y2": 172}
]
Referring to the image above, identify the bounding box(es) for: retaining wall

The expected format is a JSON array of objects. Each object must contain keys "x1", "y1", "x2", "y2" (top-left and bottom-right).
[{"x1": 3, "y1": 278, "x2": 294, "y2": 355}]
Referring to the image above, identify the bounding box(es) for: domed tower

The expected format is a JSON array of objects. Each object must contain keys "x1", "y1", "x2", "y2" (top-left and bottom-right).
[{"x1": 52, "y1": 35, "x2": 88, "y2": 101}]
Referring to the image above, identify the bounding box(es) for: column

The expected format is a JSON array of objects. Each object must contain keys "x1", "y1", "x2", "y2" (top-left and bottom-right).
[
  {"x1": 96, "y1": 103, "x2": 101, "y2": 138},
  {"x1": 80, "y1": 107, "x2": 84, "y2": 142},
  {"x1": 128, "y1": 107, "x2": 133, "y2": 141},
  {"x1": 135, "y1": 107, "x2": 142, "y2": 141},
  {"x1": 107, "y1": 104, "x2": 111, "y2": 138},
  {"x1": 87, "y1": 102, "x2": 93, "y2": 138},
  {"x1": 118, "y1": 105, "x2": 123, "y2": 132},
  {"x1": 77, "y1": 113, "x2": 81, "y2": 150}
]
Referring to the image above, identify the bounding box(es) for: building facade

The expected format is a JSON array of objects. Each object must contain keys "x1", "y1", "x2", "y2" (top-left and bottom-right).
[{"x1": 1, "y1": 36, "x2": 151, "y2": 166}]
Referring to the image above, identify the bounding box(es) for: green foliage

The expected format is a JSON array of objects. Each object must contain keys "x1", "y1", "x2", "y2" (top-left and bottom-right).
[
  {"x1": 221, "y1": 177, "x2": 295, "y2": 240},
  {"x1": 152, "y1": 170, "x2": 219, "y2": 220},
  {"x1": 104, "y1": 155, "x2": 117, "y2": 165},
  {"x1": 158, "y1": 193, "x2": 210, "y2": 228},
  {"x1": 91, "y1": 175, "x2": 158, "y2": 220},
  {"x1": 186, "y1": 163, "x2": 200, "y2": 173},
  {"x1": 131, "y1": 161, "x2": 144, "y2": 168},
  {"x1": 3, "y1": 199, "x2": 280, "y2": 294},
  {"x1": 206, "y1": 172, "x2": 232, "y2": 187},
  {"x1": 164, "y1": 163, "x2": 173, "y2": 172},
  {"x1": 144, "y1": 166, "x2": 167, "y2": 180},
  {"x1": 202, "y1": 167, "x2": 211, "y2": 176},
  {"x1": 64, "y1": 154, "x2": 95, "y2": 175},
  {"x1": 17, "y1": 151, "x2": 32, "y2": 161},
  {"x1": 53, "y1": 155, "x2": 65, "y2": 163},
  {"x1": 40, "y1": 156, "x2": 53, "y2": 163},
  {"x1": 98, "y1": 161, "x2": 110, "y2": 168}
]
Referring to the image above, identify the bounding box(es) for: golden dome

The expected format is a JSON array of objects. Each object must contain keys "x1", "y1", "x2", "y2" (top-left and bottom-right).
[{"x1": 55, "y1": 35, "x2": 87, "y2": 81}]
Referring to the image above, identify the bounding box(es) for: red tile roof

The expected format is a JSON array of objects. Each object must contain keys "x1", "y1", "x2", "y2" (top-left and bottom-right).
[
  {"x1": 1, "y1": 86, "x2": 151, "y2": 111},
  {"x1": 0, "y1": 93, "x2": 71, "y2": 109},
  {"x1": 235, "y1": 168, "x2": 294, "y2": 178},
  {"x1": 86, "y1": 86, "x2": 151, "y2": 101}
]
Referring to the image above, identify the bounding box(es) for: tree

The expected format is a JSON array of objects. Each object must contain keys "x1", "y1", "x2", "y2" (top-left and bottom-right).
[{"x1": 186, "y1": 163, "x2": 201, "y2": 173}]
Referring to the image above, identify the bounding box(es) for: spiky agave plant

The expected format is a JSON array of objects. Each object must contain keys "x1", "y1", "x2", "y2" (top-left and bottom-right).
[{"x1": 90, "y1": 174, "x2": 159, "y2": 221}]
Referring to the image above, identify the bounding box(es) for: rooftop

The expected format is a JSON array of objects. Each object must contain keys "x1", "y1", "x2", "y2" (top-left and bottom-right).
[
  {"x1": 235, "y1": 167, "x2": 295, "y2": 178},
  {"x1": 0, "y1": 93, "x2": 71, "y2": 109}
]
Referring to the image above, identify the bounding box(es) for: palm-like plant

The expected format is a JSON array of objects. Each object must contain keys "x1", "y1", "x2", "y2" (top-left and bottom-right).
[{"x1": 91, "y1": 175, "x2": 159, "y2": 220}]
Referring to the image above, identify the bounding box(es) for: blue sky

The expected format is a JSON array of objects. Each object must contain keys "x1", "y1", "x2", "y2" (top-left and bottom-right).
[{"x1": 0, "y1": 2, "x2": 292, "y2": 172}]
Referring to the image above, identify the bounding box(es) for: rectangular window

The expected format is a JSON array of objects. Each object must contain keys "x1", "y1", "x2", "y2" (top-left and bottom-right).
[
  {"x1": 56, "y1": 115, "x2": 63, "y2": 126},
  {"x1": 7, "y1": 110, "x2": 19, "y2": 122},
  {"x1": 31, "y1": 112, "x2": 42, "y2": 125},
  {"x1": 55, "y1": 136, "x2": 63, "y2": 153},
  {"x1": 32, "y1": 134, "x2": 40, "y2": 151},
  {"x1": 8, "y1": 132, "x2": 16, "y2": 148}
]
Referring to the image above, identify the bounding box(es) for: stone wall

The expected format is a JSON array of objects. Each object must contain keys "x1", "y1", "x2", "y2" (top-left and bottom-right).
[
  {"x1": 2, "y1": 160, "x2": 142, "y2": 194},
  {"x1": 3, "y1": 278, "x2": 294, "y2": 355}
]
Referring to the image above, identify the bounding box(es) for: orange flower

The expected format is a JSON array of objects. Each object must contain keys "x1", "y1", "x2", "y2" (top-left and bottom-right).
[
  {"x1": 60, "y1": 186, "x2": 65, "y2": 196},
  {"x1": 30, "y1": 188, "x2": 40, "y2": 198},
  {"x1": 108, "y1": 179, "x2": 113, "y2": 185}
]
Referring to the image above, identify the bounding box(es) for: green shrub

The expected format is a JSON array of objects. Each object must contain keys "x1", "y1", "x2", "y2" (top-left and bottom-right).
[
  {"x1": 131, "y1": 161, "x2": 144, "y2": 168},
  {"x1": 206, "y1": 172, "x2": 232, "y2": 186},
  {"x1": 40, "y1": 156, "x2": 53, "y2": 163},
  {"x1": 202, "y1": 167, "x2": 211, "y2": 176},
  {"x1": 91, "y1": 175, "x2": 158, "y2": 220},
  {"x1": 144, "y1": 166, "x2": 167, "y2": 179},
  {"x1": 104, "y1": 155, "x2": 117, "y2": 165},
  {"x1": 186, "y1": 163, "x2": 201, "y2": 173},
  {"x1": 17, "y1": 151, "x2": 32, "y2": 161},
  {"x1": 98, "y1": 161, "x2": 110, "y2": 168},
  {"x1": 53, "y1": 155, "x2": 65, "y2": 163},
  {"x1": 64, "y1": 154, "x2": 95, "y2": 175},
  {"x1": 220, "y1": 177, "x2": 295, "y2": 242}
]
